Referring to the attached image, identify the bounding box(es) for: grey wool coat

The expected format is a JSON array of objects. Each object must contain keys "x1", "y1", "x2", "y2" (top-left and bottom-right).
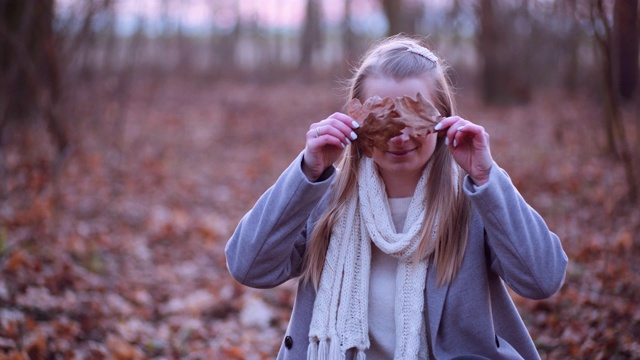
[{"x1": 226, "y1": 153, "x2": 568, "y2": 360}]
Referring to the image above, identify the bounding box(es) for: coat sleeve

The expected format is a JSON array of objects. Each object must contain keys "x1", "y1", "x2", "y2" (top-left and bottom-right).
[
  {"x1": 225, "y1": 153, "x2": 335, "y2": 289},
  {"x1": 463, "y1": 163, "x2": 568, "y2": 299}
]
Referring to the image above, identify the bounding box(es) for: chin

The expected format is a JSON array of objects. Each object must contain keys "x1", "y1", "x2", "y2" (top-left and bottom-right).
[{"x1": 386, "y1": 160, "x2": 425, "y2": 173}]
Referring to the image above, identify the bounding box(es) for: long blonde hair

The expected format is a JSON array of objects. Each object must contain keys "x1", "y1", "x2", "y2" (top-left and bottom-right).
[{"x1": 302, "y1": 35, "x2": 471, "y2": 288}]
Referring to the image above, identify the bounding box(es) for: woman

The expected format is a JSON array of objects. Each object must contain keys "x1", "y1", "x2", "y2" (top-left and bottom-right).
[{"x1": 225, "y1": 35, "x2": 567, "y2": 360}]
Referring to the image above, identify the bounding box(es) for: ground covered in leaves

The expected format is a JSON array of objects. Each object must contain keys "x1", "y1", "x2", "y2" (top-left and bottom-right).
[{"x1": 1, "y1": 77, "x2": 639, "y2": 359}]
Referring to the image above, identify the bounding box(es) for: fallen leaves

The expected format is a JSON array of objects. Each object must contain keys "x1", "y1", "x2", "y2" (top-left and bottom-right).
[
  {"x1": 348, "y1": 93, "x2": 442, "y2": 155},
  {"x1": 0, "y1": 79, "x2": 638, "y2": 359},
  {"x1": 0, "y1": 78, "x2": 318, "y2": 359}
]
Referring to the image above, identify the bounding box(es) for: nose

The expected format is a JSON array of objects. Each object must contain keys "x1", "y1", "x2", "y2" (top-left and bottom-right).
[{"x1": 390, "y1": 128, "x2": 411, "y2": 145}]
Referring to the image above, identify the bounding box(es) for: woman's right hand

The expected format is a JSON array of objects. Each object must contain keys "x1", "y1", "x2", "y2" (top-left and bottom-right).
[{"x1": 302, "y1": 113, "x2": 360, "y2": 181}]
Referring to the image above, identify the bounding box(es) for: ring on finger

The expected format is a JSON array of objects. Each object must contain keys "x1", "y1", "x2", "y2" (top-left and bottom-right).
[{"x1": 315, "y1": 126, "x2": 322, "y2": 138}]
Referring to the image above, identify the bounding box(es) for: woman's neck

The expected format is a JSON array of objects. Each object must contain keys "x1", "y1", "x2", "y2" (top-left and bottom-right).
[{"x1": 380, "y1": 171, "x2": 421, "y2": 198}]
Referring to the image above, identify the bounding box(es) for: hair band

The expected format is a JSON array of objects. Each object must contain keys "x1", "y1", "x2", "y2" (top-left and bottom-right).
[{"x1": 406, "y1": 45, "x2": 438, "y2": 63}]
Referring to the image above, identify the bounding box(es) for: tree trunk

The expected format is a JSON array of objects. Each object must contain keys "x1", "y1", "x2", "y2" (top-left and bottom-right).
[
  {"x1": 477, "y1": 0, "x2": 531, "y2": 105},
  {"x1": 342, "y1": 0, "x2": 356, "y2": 67},
  {"x1": 591, "y1": 0, "x2": 638, "y2": 203},
  {"x1": 478, "y1": 0, "x2": 501, "y2": 104},
  {"x1": 613, "y1": 0, "x2": 639, "y2": 100},
  {"x1": 299, "y1": 0, "x2": 323, "y2": 73},
  {"x1": 380, "y1": 0, "x2": 422, "y2": 36},
  {"x1": 0, "y1": 0, "x2": 66, "y2": 152},
  {"x1": 211, "y1": 1, "x2": 240, "y2": 75},
  {"x1": 563, "y1": 0, "x2": 580, "y2": 94},
  {"x1": 382, "y1": 0, "x2": 403, "y2": 36}
]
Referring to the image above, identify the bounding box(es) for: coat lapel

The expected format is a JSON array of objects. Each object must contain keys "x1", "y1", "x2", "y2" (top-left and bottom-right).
[{"x1": 424, "y1": 267, "x2": 450, "y2": 354}]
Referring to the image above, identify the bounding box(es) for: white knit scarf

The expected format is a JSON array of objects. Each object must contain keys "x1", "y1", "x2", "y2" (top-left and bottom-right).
[{"x1": 308, "y1": 157, "x2": 434, "y2": 360}]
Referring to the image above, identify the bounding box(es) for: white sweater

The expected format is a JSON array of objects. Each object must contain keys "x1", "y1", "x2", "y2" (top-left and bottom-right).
[{"x1": 367, "y1": 197, "x2": 418, "y2": 359}]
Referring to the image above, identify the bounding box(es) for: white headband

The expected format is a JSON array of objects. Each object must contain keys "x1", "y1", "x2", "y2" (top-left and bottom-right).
[{"x1": 406, "y1": 44, "x2": 438, "y2": 63}]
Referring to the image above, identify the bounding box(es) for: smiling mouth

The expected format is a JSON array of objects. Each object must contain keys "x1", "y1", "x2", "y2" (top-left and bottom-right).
[{"x1": 388, "y1": 148, "x2": 416, "y2": 156}]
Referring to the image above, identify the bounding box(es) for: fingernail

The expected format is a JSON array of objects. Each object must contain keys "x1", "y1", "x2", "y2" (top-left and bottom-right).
[
  {"x1": 341, "y1": 143, "x2": 346, "y2": 149},
  {"x1": 346, "y1": 138, "x2": 352, "y2": 145},
  {"x1": 350, "y1": 131, "x2": 358, "y2": 140},
  {"x1": 445, "y1": 137, "x2": 449, "y2": 146},
  {"x1": 351, "y1": 120, "x2": 360, "y2": 128},
  {"x1": 457, "y1": 125, "x2": 465, "y2": 131},
  {"x1": 434, "y1": 123, "x2": 442, "y2": 131},
  {"x1": 453, "y1": 139, "x2": 457, "y2": 147}
]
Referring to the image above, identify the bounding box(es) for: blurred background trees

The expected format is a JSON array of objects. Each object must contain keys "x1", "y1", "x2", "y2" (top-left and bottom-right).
[
  {"x1": 1, "y1": 1, "x2": 639, "y2": 358},
  {"x1": 3, "y1": 0, "x2": 637, "y2": 201}
]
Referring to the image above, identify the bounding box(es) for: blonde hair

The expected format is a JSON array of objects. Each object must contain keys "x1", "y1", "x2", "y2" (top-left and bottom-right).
[{"x1": 302, "y1": 35, "x2": 471, "y2": 288}]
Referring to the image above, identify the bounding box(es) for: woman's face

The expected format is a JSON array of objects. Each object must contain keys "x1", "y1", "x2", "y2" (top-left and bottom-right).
[{"x1": 361, "y1": 76, "x2": 438, "y2": 184}]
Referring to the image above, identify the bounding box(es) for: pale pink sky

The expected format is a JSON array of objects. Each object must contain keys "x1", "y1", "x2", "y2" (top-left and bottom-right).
[
  {"x1": 115, "y1": 0, "x2": 383, "y2": 29},
  {"x1": 58, "y1": 0, "x2": 448, "y2": 34}
]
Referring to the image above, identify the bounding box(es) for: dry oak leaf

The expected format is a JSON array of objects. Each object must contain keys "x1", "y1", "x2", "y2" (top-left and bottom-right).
[
  {"x1": 348, "y1": 93, "x2": 441, "y2": 156},
  {"x1": 106, "y1": 334, "x2": 143, "y2": 360}
]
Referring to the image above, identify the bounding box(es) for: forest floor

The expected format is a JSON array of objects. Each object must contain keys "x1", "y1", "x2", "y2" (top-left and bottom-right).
[{"x1": 1, "y1": 76, "x2": 639, "y2": 359}]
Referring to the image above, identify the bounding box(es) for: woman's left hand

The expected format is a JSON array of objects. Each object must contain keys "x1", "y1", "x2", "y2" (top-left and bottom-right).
[{"x1": 435, "y1": 116, "x2": 493, "y2": 186}]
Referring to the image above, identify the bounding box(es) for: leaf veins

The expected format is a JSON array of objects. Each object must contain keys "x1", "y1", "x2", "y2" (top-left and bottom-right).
[{"x1": 348, "y1": 93, "x2": 442, "y2": 156}]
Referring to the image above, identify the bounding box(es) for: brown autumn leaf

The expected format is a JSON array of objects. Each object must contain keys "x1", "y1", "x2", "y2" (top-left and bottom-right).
[
  {"x1": 24, "y1": 330, "x2": 46, "y2": 359},
  {"x1": 395, "y1": 93, "x2": 442, "y2": 136},
  {"x1": 222, "y1": 346, "x2": 246, "y2": 359},
  {"x1": 106, "y1": 334, "x2": 143, "y2": 360},
  {"x1": 348, "y1": 96, "x2": 402, "y2": 156},
  {"x1": 348, "y1": 93, "x2": 441, "y2": 156},
  {"x1": 5, "y1": 250, "x2": 29, "y2": 273},
  {"x1": 0, "y1": 350, "x2": 28, "y2": 360}
]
